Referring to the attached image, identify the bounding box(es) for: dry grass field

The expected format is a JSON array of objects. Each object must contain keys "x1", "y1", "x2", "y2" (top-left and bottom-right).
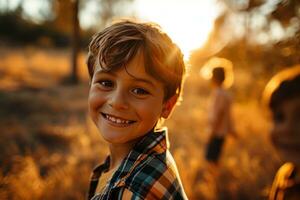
[{"x1": 0, "y1": 47, "x2": 281, "y2": 200}]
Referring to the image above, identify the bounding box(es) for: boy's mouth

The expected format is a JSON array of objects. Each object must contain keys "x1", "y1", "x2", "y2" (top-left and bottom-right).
[{"x1": 101, "y1": 113, "x2": 136, "y2": 125}]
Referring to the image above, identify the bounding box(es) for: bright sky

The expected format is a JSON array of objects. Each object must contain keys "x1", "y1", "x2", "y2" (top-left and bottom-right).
[
  {"x1": 134, "y1": 0, "x2": 221, "y2": 59},
  {"x1": 0, "y1": 0, "x2": 222, "y2": 58},
  {"x1": 80, "y1": 0, "x2": 222, "y2": 59}
]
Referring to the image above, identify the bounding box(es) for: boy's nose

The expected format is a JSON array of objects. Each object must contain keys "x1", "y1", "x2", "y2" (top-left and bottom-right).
[{"x1": 108, "y1": 90, "x2": 129, "y2": 110}]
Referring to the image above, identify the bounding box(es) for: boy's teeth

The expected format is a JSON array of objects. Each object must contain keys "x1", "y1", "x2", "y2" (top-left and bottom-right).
[{"x1": 105, "y1": 114, "x2": 131, "y2": 124}]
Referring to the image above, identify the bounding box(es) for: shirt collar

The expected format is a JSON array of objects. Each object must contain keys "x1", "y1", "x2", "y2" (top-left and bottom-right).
[
  {"x1": 111, "y1": 127, "x2": 169, "y2": 183},
  {"x1": 91, "y1": 127, "x2": 169, "y2": 175},
  {"x1": 133, "y1": 127, "x2": 169, "y2": 155},
  {"x1": 88, "y1": 128, "x2": 170, "y2": 198}
]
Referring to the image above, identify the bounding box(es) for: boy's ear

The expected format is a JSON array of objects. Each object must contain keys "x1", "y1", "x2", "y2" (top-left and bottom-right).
[{"x1": 161, "y1": 95, "x2": 178, "y2": 119}]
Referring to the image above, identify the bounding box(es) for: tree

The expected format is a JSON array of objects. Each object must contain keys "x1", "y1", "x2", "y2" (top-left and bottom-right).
[
  {"x1": 55, "y1": 0, "x2": 134, "y2": 84},
  {"x1": 70, "y1": 0, "x2": 79, "y2": 84},
  {"x1": 0, "y1": 0, "x2": 135, "y2": 84}
]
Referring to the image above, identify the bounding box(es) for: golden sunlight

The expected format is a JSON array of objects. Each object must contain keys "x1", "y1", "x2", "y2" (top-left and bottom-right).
[{"x1": 134, "y1": 0, "x2": 221, "y2": 59}]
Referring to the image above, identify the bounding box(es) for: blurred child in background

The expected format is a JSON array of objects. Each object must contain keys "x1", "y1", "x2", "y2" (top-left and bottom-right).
[
  {"x1": 205, "y1": 66, "x2": 237, "y2": 168},
  {"x1": 263, "y1": 66, "x2": 300, "y2": 200}
]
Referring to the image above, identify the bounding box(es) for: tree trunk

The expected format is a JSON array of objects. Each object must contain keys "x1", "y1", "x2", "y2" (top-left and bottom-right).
[{"x1": 70, "y1": 0, "x2": 79, "y2": 84}]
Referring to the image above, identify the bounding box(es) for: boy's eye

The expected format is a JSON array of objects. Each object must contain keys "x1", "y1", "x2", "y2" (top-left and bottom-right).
[
  {"x1": 98, "y1": 80, "x2": 114, "y2": 88},
  {"x1": 132, "y1": 88, "x2": 150, "y2": 96}
]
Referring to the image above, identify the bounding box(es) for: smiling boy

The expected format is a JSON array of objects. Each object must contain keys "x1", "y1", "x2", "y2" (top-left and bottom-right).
[{"x1": 86, "y1": 20, "x2": 188, "y2": 200}]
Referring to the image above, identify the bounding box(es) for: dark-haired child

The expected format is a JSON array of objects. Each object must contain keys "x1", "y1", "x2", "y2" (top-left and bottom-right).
[{"x1": 263, "y1": 66, "x2": 300, "y2": 200}]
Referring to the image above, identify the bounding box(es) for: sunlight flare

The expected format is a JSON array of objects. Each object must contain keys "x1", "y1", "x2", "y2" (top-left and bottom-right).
[{"x1": 134, "y1": 0, "x2": 221, "y2": 59}]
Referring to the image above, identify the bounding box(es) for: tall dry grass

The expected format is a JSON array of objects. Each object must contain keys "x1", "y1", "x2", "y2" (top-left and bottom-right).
[{"x1": 0, "y1": 47, "x2": 279, "y2": 199}]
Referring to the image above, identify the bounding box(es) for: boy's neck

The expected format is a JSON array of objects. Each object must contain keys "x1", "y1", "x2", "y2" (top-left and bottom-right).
[
  {"x1": 212, "y1": 85, "x2": 223, "y2": 90},
  {"x1": 108, "y1": 141, "x2": 137, "y2": 171},
  {"x1": 211, "y1": 81, "x2": 223, "y2": 89}
]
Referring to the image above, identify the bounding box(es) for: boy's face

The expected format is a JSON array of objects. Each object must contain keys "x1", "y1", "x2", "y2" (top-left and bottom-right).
[
  {"x1": 271, "y1": 97, "x2": 300, "y2": 164},
  {"x1": 88, "y1": 52, "x2": 175, "y2": 144}
]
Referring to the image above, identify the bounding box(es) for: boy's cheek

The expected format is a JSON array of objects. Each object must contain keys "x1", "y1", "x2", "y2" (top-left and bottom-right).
[
  {"x1": 88, "y1": 87, "x2": 102, "y2": 104},
  {"x1": 88, "y1": 93, "x2": 103, "y2": 116}
]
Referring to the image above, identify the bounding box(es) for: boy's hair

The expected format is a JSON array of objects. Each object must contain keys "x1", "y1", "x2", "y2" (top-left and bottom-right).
[
  {"x1": 212, "y1": 67, "x2": 225, "y2": 85},
  {"x1": 87, "y1": 19, "x2": 185, "y2": 101},
  {"x1": 263, "y1": 66, "x2": 300, "y2": 111}
]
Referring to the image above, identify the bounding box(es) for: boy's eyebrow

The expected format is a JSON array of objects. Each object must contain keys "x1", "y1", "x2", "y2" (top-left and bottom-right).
[
  {"x1": 130, "y1": 76, "x2": 156, "y2": 88},
  {"x1": 94, "y1": 69, "x2": 113, "y2": 76},
  {"x1": 94, "y1": 69, "x2": 156, "y2": 88}
]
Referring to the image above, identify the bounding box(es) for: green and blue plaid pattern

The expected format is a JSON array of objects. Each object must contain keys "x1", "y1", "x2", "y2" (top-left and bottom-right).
[{"x1": 87, "y1": 128, "x2": 188, "y2": 200}]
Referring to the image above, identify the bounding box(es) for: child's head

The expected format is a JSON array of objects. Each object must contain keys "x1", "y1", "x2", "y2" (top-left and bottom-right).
[
  {"x1": 211, "y1": 67, "x2": 225, "y2": 86},
  {"x1": 263, "y1": 66, "x2": 300, "y2": 164},
  {"x1": 86, "y1": 19, "x2": 185, "y2": 144},
  {"x1": 87, "y1": 19, "x2": 185, "y2": 101}
]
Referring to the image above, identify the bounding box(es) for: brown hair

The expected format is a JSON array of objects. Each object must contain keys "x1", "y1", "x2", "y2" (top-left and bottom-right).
[
  {"x1": 212, "y1": 67, "x2": 225, "y2": 85},
  {"x1": 87, "y1": 19, "x2": 185, "y2": 101}
]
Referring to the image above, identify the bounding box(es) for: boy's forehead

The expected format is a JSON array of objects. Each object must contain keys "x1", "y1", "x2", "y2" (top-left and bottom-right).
[
  {"x1": 95, "y1": 50, "x2": 148, "y2": 75},
  {"x1": 94, "y1": 52, "x2": 162, "y2": 85}
]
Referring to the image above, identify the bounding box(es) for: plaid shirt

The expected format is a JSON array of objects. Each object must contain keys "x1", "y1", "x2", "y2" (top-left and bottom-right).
[{"x1": 87, "y1": 128, "x2": 188, "y2": 200}]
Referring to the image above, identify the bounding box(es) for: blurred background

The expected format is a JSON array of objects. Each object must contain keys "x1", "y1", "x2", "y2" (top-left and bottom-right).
[{"x1": 0, "y1": 0, "x2": 299, "y2": 199}]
